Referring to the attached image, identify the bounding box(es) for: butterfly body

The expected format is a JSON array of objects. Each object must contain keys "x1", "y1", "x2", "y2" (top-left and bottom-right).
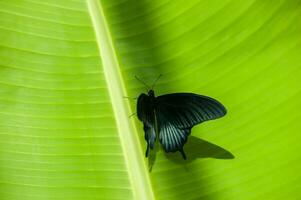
[{"x1": 137, "y1": 89, "x2": 226, "y2": 160}]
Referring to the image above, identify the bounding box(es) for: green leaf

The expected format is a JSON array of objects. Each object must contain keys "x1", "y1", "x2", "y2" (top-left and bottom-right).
[{"x1": 0, "y1": 0, "x2": 300, "y2": 199}]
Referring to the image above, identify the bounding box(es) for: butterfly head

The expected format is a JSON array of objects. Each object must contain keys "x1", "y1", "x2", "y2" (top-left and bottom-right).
[{"x1": 148, "y1": 89, "x2": 155, "y2": 97}]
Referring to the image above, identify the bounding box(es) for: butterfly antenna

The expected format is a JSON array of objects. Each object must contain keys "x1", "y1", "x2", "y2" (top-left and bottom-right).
[
  {"x1": 135, "y1": 75, "x2": 150, "y2": 90},
  {"x1": 151, "y1": 74, "x2": 162, "y2": 90}
]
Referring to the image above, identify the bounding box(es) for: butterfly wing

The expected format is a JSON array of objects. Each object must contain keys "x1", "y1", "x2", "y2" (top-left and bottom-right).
[
  {"x1": 156, "y1": 93, "x2": 227, "y2": 128},
  {"x1": 156, "y1": 111, "x2": 190, "y2": 159},
  {"x1": 156, "y1": 93, "x2": 227, "y2": 159},
  {"x1": 137, "y1": 93, "x2": 156, "y2": 157}
]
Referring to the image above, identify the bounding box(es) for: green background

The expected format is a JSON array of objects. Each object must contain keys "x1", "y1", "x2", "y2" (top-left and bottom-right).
[{"x1": 0, "y1": 0, "x2": 300, "y2": 199}]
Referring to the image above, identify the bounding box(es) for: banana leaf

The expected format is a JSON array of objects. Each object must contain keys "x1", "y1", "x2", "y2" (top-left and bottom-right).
[{"x1": 0, "y1": 0, "x2": 300, "y2": 199}]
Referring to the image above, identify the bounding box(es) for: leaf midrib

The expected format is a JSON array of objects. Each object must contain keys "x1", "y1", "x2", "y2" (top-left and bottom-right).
[{"x1": 86, "y1": 0, "x2": 154, "y2": 199}]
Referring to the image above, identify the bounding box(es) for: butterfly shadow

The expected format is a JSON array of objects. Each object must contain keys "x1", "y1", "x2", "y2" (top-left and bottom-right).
[{"x1": 165, "y1": 136, "x2": 235, "y2": 164}]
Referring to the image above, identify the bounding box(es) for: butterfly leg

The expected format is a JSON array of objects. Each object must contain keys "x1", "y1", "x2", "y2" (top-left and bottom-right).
[
  {"x1": 128, "y1": 112, "x2": 137, "y2": 118},
  {"x1": 179, "y1": 148, "x2": 187, "y2": 160},
  {"x1": 123, "y1": 96, "x2": 137, "y2": 100}
]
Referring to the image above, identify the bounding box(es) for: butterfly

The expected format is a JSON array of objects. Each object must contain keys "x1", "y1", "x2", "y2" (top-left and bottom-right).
[{"x1": 135, "y1": 75, "x2": 227, "y2": 159}]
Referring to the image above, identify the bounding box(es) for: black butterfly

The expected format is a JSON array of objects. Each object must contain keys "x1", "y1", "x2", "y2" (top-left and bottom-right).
[{"x1": 135, "y1": 75, "x2": 227, "y2": 159}]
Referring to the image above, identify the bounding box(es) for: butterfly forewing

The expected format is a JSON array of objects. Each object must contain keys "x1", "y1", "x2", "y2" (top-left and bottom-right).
[
  {"x1": 137, "y1": 94, "x2": 153, "y2": 124},
  {"x1": 156, "y1": 93, "x2": 227, "y2": 128}
]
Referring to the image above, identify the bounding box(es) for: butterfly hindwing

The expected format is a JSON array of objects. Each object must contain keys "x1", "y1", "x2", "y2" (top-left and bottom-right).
[
  {"x1": 143, "y1": 123, "x2": 156, "y2": 157},
  {"x1": 157, "y1": 111, "x2": 191, "y2": 159},
  {"x1": 155, "y1": 93, "x2": 227, "y2": 159}
]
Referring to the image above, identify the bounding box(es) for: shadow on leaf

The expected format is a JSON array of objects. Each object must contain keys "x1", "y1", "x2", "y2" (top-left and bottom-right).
[{"x1": 165, "y1": 136, "x2": 235, "y2": 164}]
